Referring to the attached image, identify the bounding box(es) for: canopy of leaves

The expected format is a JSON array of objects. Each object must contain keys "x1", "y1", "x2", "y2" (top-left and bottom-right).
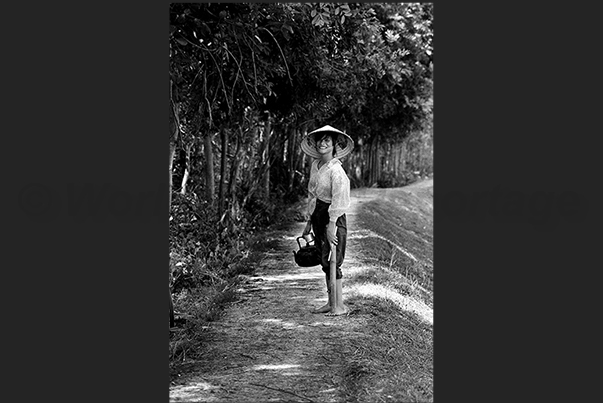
[{"x1": 170, "y1": 3, "x2": 433, "y2": 143}]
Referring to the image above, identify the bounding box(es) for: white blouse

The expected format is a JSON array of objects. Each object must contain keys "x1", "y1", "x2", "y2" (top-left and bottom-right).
[{"x1": 307, "y1": 158, "x2": 351, "y2": 222}]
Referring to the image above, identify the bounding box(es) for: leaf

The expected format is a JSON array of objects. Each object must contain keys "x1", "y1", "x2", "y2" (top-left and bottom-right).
[
  {"x1": 200, "y1": 23, "x2": 211, "y2": 36},
  {"x1": 311, "y1": 9, "x2": 316, "y2": 17},
  {"x1": 341, "y1": 15, "x2": 345, "y2": 24},
  {"x1": 176, "y1": 37, "x2": 187, "y2": 46}
]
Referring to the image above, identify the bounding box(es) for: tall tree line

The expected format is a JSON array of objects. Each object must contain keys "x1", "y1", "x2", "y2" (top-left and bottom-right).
[{"x1": 169, "y1": 2, "x2": 433, "y2": 225}]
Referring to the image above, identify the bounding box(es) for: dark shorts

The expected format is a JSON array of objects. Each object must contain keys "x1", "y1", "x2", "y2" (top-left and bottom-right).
[{"x1": 311, "y1": 199, "x2": 347, "y2": 280}]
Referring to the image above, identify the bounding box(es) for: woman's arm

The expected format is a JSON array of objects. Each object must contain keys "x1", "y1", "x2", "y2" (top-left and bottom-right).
[
  {"x1": 328, "y1": 167, "x2": 351, "y2": 223},
  {"x1": 326, "y1": 167, "x2": 350, "y2": 244},
  {"x1": 303, "y1": 160, "x2": 318, "y2": 235}
]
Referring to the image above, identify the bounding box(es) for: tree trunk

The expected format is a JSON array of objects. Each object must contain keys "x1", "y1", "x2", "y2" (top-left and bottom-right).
[
  {"x1": 358, "y1": 142, "x2": 364, "y2": 187},
  {"x1": 401, "y1": 141, "x2": 407, "y2": 175},
  {"x1": 384, "y1": 142, "x2": 389, "y2": 179},
  {"x1": 376, "y1": 137, "x2": 382, "y2": 184},
  {"x1": 288, "y1": 127, "x2": 297, "y2": 193},
  {"x1": 204, "y1": 132, "x2": 215, "y2": 203},
  {"x1": 169, "y1": 284, "x2": 174, "y2": 328},
  {"x1": 169, "y1": 81, "x2": 179, "y2": 329},
  {"x1": 376, "y1": 137, "x2": 382, "y2": 185},
  {"x1": 393, "y1": 143, "x2": 398, "y2": 181},
  {"x1": 229, "y1": 132, "x2": 242, "y2": 199},
  {"x1": 241, "y1": 124, "x2": 264, "y2": 208},
  {"x1": 373, "y1": 140, "x2": 378, "y2": 185},
  {"x1": 295, "y1": 128, "x2": 306, "y2": 184},
  {"x1": 366, "y1": 141, "x2": 371, "y2": 185},
  {"x1": 169, "y1": 143, "x2": 176, "y2": 201},
  {"x1": 263, "y1": 116, "x2": 271, "y2": 198},
  {"x1": 169, "y1": 141, "x2": 176, "y2": 329},
  {"x1": 249, "y1": 125, "x2": 257, "y2": 172},
  {"x1": 371, "y1": 141, "x2": 376, "y2": 185},
  {"x1": 369, "y1": 138, "x2": 378, "y2": 185},
  {"x1": 218, "y1": 128, "x2": 228, "y2": 216},
  {"x1": 397, "y1": 143, "x2": 403, "y2": 184},
  {"x1": 180, "y1": 142, "x2": 193, "y2": 195},
  {"x1": 169, "y1": 91, "x2": 178, "y2": 209}
]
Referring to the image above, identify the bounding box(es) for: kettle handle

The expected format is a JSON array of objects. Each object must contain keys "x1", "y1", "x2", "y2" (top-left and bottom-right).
[{"x1": 296, "y1": 235, "x2": 314, "y2": 249}]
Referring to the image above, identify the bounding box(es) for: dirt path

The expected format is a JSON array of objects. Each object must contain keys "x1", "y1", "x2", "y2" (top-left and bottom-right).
[{"x1": 169, "y1": 180, "x2": 432, "y2": 402}]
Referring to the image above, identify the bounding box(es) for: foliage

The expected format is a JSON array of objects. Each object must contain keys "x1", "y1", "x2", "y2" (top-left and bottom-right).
[{"x1": 170, "y1": 2, "x2": 433, "y2": 141}]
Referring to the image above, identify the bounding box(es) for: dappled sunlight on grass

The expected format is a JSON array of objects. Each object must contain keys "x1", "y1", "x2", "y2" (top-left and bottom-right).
[
  {"x1": 347, "y1": 283, "x2": 433, "y2": 325},
  {"x1": 245, "y1": 286, "x2": 276, "y2": 291},
  {"x1": 349, "y1": 229, "x2": 418, "y2": 261},
  {"x1": 253, "y1": 363, "x2": 304, "y2": 376},
  {"x1": 257, "y1": 270, "x2": 325, "y2": 282},
  {"x1": 253, "y1": 363, "x2": 301, "y2": 371},
  {"x1": 258, "y1": 258, "x2": 280, "y2": 267},
  {"x1": 344, "y1": 264, "x2": 371, "y2": 277},
  {"x1": 309, "y1": 321, "x2": 344, "y2": 327},
  {"x1": 309, "y1": 297, "x2": 328, "y2": 305},
  {"x1": 170, "y1": 381, "x2": 221, "y2": 402},
  {"x1": 260, "y1": 318, "x2": 304, "y2": 329},
  {"x1": 348, "y1": 263, "x2": 432, "y2": 307},
  {"x1": 282, "y1": 234, "x2": 305, "y2": 241}
]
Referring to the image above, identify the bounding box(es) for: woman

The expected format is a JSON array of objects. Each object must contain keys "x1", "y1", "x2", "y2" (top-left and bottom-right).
[{"x1": 301, "y1": 125, "x2": 354, "y2": 316}]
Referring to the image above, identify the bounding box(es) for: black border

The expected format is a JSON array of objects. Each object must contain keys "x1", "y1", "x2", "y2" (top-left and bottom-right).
[
  {"x1": 6, "y1": 2, "x2": 599, "y2": 402},
  {"x1": 434, "y1": 3, "x2": 599, "y2": 401},
  {"x1": 8, "y1": 2, "x2": 167, "y2": 402}
]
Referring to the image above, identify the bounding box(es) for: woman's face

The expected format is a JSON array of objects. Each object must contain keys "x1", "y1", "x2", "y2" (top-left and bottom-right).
[{"x1": 315, "y1": 134, "x2": 334, "y2": 156}]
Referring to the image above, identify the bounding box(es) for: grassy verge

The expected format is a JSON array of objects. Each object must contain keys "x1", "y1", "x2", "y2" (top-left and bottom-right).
[
  {"x1": 340, "y1": 184, "x2": 433, "y2": 402},
  {"x1": 169, "y1": 232, "x2": 281, "y2": 380},
  {"x1": 169, "y1": 196, "x2": 299, "y2": 380}
]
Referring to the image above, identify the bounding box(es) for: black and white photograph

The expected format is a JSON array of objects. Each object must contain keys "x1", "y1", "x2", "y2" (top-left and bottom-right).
[
  {"x1": 9, "y1": 2, "x2": 601, "y2": 402},
  {"x1": 169, "y1": 3, "x2": 433, "y2": 401}
]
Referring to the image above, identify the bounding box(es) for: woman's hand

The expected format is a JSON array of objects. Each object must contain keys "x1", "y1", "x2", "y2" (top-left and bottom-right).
[
  {"x1": 302, "y1": 220, "x2": 312, "y2": 237},
  {"x1": 326, "y1": 221, "x2": 337, "y2": 246}
]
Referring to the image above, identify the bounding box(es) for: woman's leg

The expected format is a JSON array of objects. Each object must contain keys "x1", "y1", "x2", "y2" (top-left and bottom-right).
[
  {"x1": 312, "y1": 230, "x2": 332, "y2": 313},
  {"x1": 311, "y1": 201, "x2": 332, "y2": 313},
  {"x1": 326, "y1": 215, "x2": 349, "y2": 316},
  {"x1": 312, "y1": 274, "x2": 332, "y2": 313}
]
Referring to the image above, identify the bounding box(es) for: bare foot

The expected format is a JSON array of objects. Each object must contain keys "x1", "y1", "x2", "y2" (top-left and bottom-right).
[
  {"x1": 325, "y1": 305, "x2": 349, "y2": 316},
  {"x1": 312, "y1": 304, "x2": 331, "y2": 314}
]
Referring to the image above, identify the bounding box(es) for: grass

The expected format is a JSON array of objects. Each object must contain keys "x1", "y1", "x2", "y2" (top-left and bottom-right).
[
  {"x1": 169, "y1": 220, "x2": 292, "y2": 380},
  {"x1": 169, "y1": 281, "x2": 238, "y2": 365},
  {"x1": 340, "y1": 184, "x2": 433, "y2": 402},
  {"x1": 340, "y1": 300, "x2": 434, "y2": 402}
]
